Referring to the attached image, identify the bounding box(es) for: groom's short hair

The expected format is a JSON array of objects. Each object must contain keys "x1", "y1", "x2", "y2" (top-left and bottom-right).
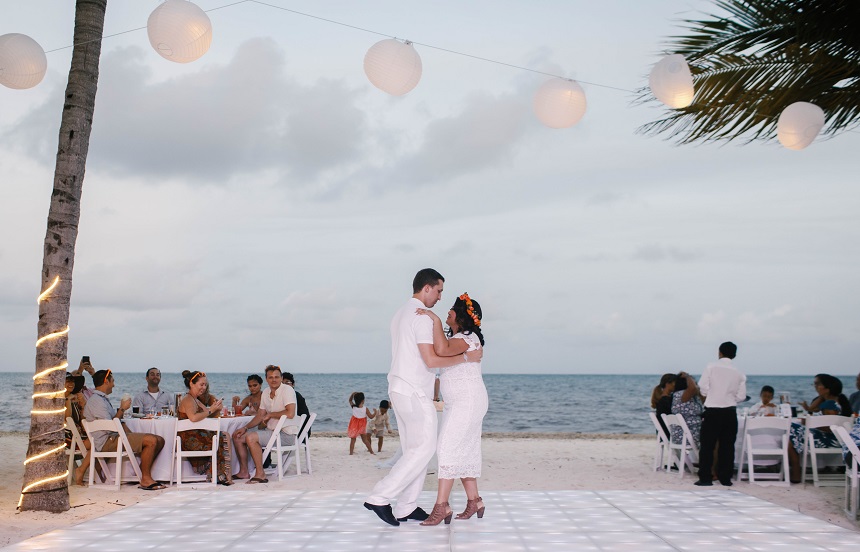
[{"x1": 413, "y1": 268, "x2": 444, "y2": 293}]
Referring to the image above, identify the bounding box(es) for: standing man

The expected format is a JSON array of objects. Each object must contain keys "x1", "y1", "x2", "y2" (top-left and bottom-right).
[
  {"x1": 695, "y1": 341, "x2": 746, "y2": 487},
  {"x1": 364, "y1": 268, "x2": 482, "y2": 526},
  {"x1": 132, "y1": 367, "x2": 172, "y2": 414}
]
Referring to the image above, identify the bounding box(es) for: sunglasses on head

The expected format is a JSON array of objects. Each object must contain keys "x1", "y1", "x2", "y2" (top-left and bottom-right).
[{"x1": 191, "y1": 371, "x2": 206, "y2": 383}]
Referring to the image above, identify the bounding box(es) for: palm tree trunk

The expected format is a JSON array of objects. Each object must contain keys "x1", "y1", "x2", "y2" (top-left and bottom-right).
[{"x1": 20, "y1": 0, "x2": 107, "y2": 512}]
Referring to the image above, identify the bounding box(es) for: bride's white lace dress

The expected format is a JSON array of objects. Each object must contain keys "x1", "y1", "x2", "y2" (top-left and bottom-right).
[{"x1": 437, "y1": 332, "x2": 488, "y2": 479}]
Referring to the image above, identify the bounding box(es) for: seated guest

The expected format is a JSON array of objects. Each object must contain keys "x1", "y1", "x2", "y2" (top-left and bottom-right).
[
  {"x1": 83, "y1": 369, "x2": 166, "y2": 490},
  {"x1": 132, "y1": 367, "x2": 172, "y2": 414},
  {"x1": 651, "y1": 373, "x2": 677, "y2": 436},
  {"x1": 70, "y1": 356, "x2": 96, "y2": 399},
  {"x1": 749, "y1": 385, "x2": 779, "y2": 417},
  {"x1": 232, "y1": 365, "x2": 297, "y2": 484},
  {"x1": 64, "y1": 373, "x2": 91, "y2": 485},
  {"x1": 788, "y1": 382, "x2": 849, "y2": 483},
  {"x1": 282, "y1": 371, "x2": 310, "y2": 437},
  {"x1": 671, "y1": 372, "x2": 703, "y2": 448},
  {"x1": 232, "y1": 374, "x2": 263, "y2": 416},
  {"x1": 849, "y1": 372, "x2": 860, "y2": 415},
  {"x1": 177, "y1": 370, "x2": 233, "y2": 485}
]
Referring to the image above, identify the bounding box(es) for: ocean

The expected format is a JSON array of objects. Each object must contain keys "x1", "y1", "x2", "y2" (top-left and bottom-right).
[{"x1": 1, "y1": 372, "x2": 855, "y2": 435}]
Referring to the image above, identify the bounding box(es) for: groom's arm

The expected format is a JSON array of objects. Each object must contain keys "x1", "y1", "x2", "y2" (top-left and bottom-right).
[{"x1": 418, "y1": 344, "x2": 482, "y2": 368}]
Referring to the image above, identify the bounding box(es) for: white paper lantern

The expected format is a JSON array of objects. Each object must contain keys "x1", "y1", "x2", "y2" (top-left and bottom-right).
[
  {"x1": 533, "y1": 78, "x2": 587, "y2": 129},
  {"x1": 649, "y1": 54, "x2": 694, "y2": 109},
  {"x1": 147, "y1": 0, "x2": 212, "y2": 64},
  {"x1": 363, "y1": 39, "x2": 422, "y2": 96},
  {"x1": 777, "y1": 102, "x2": 825, "y2": 150},
  {"x1": 0, "y1": 33, "x2": 47, "y2": 90}
]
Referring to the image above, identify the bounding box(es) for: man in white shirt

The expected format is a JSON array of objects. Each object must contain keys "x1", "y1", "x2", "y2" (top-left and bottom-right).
[
  {"x1": 131, "y1": 367, "x2": 172, "y2": 414},
  {"x1": 365, "y1": 268, "x2": 482, "y2": 526},
  {"x1": 695, "y1": 341, "x2": 746, "y2": 487},
  {"x1": 233, "y1": 365, "x2": 297, "y2": 484}
]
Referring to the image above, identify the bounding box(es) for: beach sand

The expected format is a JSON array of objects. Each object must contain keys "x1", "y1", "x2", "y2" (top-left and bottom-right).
[{"x1": 0, "y1": 431, "x2": 856, "y2": 547}]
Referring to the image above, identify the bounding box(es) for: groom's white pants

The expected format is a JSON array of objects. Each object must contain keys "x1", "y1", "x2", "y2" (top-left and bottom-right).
[{"x1": 366, "y1": 390, "x2": 437, "y2": 518}]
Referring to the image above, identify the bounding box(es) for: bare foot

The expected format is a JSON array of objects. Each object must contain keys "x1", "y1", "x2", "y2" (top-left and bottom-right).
[{"x1": 235, "y1": 471, "x2": 250, "y2": 479}]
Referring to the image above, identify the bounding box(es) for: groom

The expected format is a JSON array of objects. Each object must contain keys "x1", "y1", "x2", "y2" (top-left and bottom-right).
[{"x1": 365, "y1": 268, "x2": 482, "y2": 526}]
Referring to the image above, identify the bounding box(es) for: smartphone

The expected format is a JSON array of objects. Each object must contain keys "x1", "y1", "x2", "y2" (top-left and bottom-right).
[{"x1": 81, "y1": 355, "x2": 90, "y2": 363}]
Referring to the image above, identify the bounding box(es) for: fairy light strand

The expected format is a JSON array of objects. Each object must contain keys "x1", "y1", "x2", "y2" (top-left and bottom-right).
[
  {"x1": 33, "y1": 362, "x2": 69, "y2": 381},
  {"x1": 20, "y1": 276, "x2": 70, "y2": 510}
]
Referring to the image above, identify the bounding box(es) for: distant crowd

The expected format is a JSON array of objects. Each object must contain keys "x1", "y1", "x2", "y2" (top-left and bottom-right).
[
  {"x1": 64, "y1": 357, "x2": 310, "y2": 488},
  {"x1": 650, "y1": 342, "x2": 860, "y2": 484}
]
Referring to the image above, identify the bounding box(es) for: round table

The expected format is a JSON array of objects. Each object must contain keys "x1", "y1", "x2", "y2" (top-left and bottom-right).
[{"x1": 124, "y1": 415, "x2": 253, "y2": 481}]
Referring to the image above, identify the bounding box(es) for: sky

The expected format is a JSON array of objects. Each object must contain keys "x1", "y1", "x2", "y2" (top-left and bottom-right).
[{"x1": 1, "y1": 1, "x2": 858, "y2": 376}]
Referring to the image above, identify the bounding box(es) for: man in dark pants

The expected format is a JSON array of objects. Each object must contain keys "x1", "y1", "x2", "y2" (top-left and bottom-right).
[{"x1": 695, "y1": 342, "x2": 746, "y2": 487}]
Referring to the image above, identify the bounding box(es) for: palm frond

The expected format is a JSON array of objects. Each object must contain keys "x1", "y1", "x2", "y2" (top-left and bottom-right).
[{"x1": 637, "y1": 0, "x2": 860, "y2": 144}]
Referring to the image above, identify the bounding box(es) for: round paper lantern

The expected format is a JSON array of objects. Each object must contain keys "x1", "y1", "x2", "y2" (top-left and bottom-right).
[
  {"x1": 777, "y1": 102, "x2": 825, "y2": 150},
  {"x1": 363, "y1": 39, "x2": 422, "y2": 96},
  {"x1": 0, "y1": 33, "x2": 47, "y2": 90},
  {"x1": 649, "y1": 54, "x2": 694, "y2": 109},
  {"x1": 147, "y1": 0, "x2": 212, "y2": 64},
  {"x1": 533, "y1": 78, "x2": 587, "y2": 129}
]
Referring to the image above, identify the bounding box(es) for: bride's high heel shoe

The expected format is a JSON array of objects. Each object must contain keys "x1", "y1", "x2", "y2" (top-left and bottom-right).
[
  {"x1": 419, "y1": 502, "x2": 452, "y2": 526},
  {"x1": 456, "y1": 496, "x2": 485, "y2": 520}
]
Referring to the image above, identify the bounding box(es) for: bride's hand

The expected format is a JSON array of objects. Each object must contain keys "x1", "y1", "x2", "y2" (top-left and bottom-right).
[{"x1": 415, "y1": 308, "x2": 440, "y2": 321}]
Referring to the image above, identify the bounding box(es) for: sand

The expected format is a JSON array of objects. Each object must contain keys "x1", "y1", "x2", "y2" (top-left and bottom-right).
[{"x1": 0, "y1": 431, "x2": 856, "y2": 547}]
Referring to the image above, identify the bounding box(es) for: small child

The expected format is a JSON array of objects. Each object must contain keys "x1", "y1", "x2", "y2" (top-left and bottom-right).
[
  {"x1": 370, "y1": 400, "x2": 393, "y2": 452},
  {"x1": 347, "y1": 392, "x2": 376, "y2": 455},
  {"x1": 749, "y1": 385, "x2": 779, "y2": 417}
]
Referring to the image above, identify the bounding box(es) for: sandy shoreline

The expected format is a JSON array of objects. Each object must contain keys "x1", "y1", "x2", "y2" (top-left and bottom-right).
[{"x1": 0, "y1": 432, "x2": 856, "y2": 547}]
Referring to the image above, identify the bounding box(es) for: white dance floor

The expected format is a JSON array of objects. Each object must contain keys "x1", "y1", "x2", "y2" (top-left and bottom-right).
[{"x1": 4, "y1": 489, "x2": 860, "y2": 551}]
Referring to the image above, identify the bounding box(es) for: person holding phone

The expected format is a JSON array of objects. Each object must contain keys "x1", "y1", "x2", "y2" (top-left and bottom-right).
[{"x1": 71, "y1": 355, "x2": 96, "y2": 399}]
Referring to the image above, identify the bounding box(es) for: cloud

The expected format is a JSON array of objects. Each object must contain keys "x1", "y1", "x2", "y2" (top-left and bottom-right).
[
  {"x1": 4, "y1": 39, "x2": 370, "y2": 186},
  {"x1": 73, "y1": 259, "x2": 204, "y2": 311},
  {"x1": 696, "y1": 305, "x2": 808, "y2": 343},
  {"x1": 632, "y1": 244, "x2": 700, "y2": 262},
  {"x1": 364, "y1": 90, "x2": 531, "y2": 191}
]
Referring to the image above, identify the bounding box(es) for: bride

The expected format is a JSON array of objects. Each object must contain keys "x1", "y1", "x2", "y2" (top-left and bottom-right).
[{"x1": 416, "y1": 292, "x2": 488, "y2": 525}]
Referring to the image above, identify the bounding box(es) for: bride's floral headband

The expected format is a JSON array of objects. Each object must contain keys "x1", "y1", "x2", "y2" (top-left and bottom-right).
[{"x1": 459, "y1": 292, "x2": 481, "y2": 327}]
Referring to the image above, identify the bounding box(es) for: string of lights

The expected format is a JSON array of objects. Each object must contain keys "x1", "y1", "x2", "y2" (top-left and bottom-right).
[{"x1": 18, "y1": 275, "x2": 70, "y2": 510}]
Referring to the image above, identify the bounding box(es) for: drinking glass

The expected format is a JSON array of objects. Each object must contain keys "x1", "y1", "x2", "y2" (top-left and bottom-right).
[{"x1": 162, "y1": 406, "x2": 170, "y2": 417}]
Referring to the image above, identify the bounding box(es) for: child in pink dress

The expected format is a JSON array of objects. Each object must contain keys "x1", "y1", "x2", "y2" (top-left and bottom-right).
[{"x1": 347, "y1": 392, "x2": 376, "y2": 455}]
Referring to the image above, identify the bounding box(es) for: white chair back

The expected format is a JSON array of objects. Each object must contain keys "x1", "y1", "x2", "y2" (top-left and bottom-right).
[
  {"x1": 661, "y1": 413, "x2": 697, "y2": 478},
  {"x1": 261, "y1": 414, "x2": 307, "y2": 481},
  {"x1": 81, "y1": 418, "x2": 143, "y2": 490},
  {"x1": 831, "y1": 424, "x2": 860, "y2": 519},
  {"x1": 648, "y1": 412, "x2": 670, "y2": 472},
  {"x1": 297, "y1": 412, "x2": 317, "y2": 475},
  {"x1": 802, "y1": 415, "x2": 853, "y2": 487},
  {"x1": 173, "y1": 417, "x2": 221, "y2": 488},
  {"x1": 736, "y1": 416, "x2": 791, "y2": 486},
  {"x1": 66, "y1": 417, "x2": 87, "y2": 485}
]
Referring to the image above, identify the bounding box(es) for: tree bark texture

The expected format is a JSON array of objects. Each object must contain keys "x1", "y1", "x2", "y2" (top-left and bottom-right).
[{"x1": 21, "y1": 0, "x2": 107, "y2": 512}]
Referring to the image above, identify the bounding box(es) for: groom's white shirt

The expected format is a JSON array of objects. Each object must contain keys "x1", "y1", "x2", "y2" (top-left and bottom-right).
[{"x1": 388, "y1": 297, "x2": 435, "y2": 399}]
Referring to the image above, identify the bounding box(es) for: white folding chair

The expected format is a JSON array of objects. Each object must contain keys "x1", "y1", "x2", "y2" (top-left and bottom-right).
[
  {"x1": 801, "y1": 415, "x2": 853, "y2": 487},
  {"x1": 736, "y1": 416, "x2": 790, "y2": 486},
  {"x1": 297, "y1": 412, "x2": 316, "y2": 475},
  {"x1": 81, "y1": 418, "x2": 143, "y2": 490},
  {"x1": 648, "y1": 412, "x2": 670, "y2": 472},
  {"x1": 831, "y1": 425, "x2": 860, "y2": 519},
  {"x1": 261, "y1": 414, "x2": 306, "y2": 481},
  {"x1": 173, "y1": 418, "x2": 220, "y2": 488},
  {"x1": 66, "y1": 417, "x2": 88, "y2": 485},
  {"x1": 662, "y1": 413, "x2": 698, "y2": 479}
]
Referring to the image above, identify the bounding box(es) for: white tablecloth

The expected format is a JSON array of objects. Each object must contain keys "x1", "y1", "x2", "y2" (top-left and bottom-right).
[{"x1": 124, "y1": 416, "x2": 253, "y2": 481}]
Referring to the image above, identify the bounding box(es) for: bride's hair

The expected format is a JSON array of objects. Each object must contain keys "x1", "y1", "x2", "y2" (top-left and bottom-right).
[{"x1": 447, "y1": 294, "x2": 485, "y2": 346}]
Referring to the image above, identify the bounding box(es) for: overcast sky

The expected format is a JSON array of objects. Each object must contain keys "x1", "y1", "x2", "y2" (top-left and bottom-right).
[{"x1": 1, "y1": 0, "x2": 858, "y2": 376}]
